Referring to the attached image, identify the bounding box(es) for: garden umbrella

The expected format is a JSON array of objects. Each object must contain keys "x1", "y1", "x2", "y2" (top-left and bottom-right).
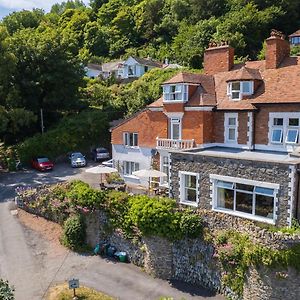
[
  {"x1": 85, "y1": 165, "x2": 118, "y2": 185},
  {"x1": 132, "y1": 169, "x2": 167, "y2": 194}
]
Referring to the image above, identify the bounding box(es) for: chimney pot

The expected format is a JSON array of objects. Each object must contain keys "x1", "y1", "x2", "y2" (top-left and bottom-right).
[{"x1": 266, "y1": 30, "x2": 290, "y2": 69}]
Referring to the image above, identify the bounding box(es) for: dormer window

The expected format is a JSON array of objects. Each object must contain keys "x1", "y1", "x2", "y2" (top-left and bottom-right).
[
  {"x1": 163, "y1": 84, "x2": 188, "y2": 102},
  {"x1": 227, "y1": 81, "x2": 254, "y2": 100}
]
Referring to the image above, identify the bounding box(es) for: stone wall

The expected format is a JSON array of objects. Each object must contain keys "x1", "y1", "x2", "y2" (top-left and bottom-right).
[
  {"x1": 243, "y1": 267, "x2": 300, "y2": 300},
  {"x1": 170, "y1": 152, "x2": 295, "y2": 227},
  {"x1": 173, "y1": 238, "x2": 222, "y2": 291}
]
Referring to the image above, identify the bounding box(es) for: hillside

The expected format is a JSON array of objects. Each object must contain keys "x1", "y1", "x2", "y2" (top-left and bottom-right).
[{"x1": 0, "y1": 0, "x2": 300, "y2": 145}]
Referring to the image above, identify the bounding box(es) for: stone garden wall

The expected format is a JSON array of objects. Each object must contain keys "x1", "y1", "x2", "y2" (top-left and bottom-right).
[{"x1": 84, "y1": 209, "x2": 300, "y2": 300}]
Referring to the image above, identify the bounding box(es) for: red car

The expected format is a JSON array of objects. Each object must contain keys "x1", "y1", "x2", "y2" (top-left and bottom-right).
[{"x1": 31, "y1": 156, "x2": 54, "y2": 171}]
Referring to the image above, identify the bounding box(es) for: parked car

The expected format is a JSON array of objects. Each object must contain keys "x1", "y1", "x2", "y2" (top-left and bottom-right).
[
  {"x1": 91, "y1": 147, "x2": 110, "y2": 162},
  {"x1": 31, "y1": 156, "x2": 54, "y2": 171},
  {"x1": 69, "y1": 152, "x2": 87, "y2": 168},
  {"x1": 101, "y1": 159, "x2": 113, "y2": 168}
]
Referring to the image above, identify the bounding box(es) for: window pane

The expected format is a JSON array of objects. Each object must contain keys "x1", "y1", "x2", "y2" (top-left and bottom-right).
[
  {"x1": 217, "y1": 181, "x2": 234, "y2": 189},
  {"x1": 255, "y1": 194, "x2": 274, "y2": 219},
  {"x1": 254, "y1": 186, "x2": 274, "y2": 196},
  {"x1": 172, "y1": 123, "x2": 180, "y2": 140},
  {"x1": 134, "y1": 134, "x2": 138, "y2": 146},
  {"x1": 289, "y1": 118, "x2": 299, "y2": 126},
  {"x1": 129, "y1": 133, "x2": 133, "y2": 146},
  {"x1": 186, "y1": 188, "x2": 196, "y2": 202},
  {"x1": 271, "y1": 129, "x2": 283, "y2": 143},
  {"x1": 231, "y1": 92, "x2": 240, "y2": 99},
  {"x1": 185, "y1": 175, "x2": 196, "y2": 188},
  {"x1": 228, "y1": 117, "x2": 236, "y2": 126},
  {"x1": 242, "y1": 81, "x2": 251, "y2": 93},
  {"x1": 286, "y1": 129, "x2": 298, "y2": 143},
  {"x1": 231, "y1": 82, "x2": 240, "y2": 90},
  {"x1": 228, "y1": 128, "x2": 236, "y2": 140},
  {"x1": 236, "y1": 183, "x2": 254, "y2": 192},
  {"x1": 273, "y1": 118, "x2": 283, "y2": 126},
  {"x1": 217, "y1": 188, "x2": 234, "y2": 210},
  {"x1": 236, "y1": 192, "x2": 253, "y2": 214}
]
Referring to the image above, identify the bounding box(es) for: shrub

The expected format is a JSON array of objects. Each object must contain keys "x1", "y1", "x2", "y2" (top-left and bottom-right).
[
  {"x1": 0, "y1": 279, "x2": 14, "y2": 300},
  {"x1": 128, "y1": 195, "x2": 181, "y2": 240},
  {"x1": 179, "y1": 210, "x2": 203, "y2": 239},
  {"x1": 67, "y1": 180, "x2": 105, "y2": 209},
  {"x1": 62, "y1": 215, "x2": 86, "y2": 249}
]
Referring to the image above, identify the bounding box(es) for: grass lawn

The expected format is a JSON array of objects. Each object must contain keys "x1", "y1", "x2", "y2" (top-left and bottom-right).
[{"x1": 46, "y1": 284, "x2": 116, "y2": 300}]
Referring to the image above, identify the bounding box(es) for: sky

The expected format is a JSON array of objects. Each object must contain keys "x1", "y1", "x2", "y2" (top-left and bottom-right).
[{"x1": 0, "y1": 0, "x2": 90, "y2": 19}]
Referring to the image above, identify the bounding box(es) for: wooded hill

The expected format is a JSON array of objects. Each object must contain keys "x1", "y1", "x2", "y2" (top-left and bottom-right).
[{"x1": 0, "y1": 0, "x2": 300, "y2": 145}]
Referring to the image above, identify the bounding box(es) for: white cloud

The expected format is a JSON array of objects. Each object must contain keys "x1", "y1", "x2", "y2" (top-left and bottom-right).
[{"x1": 0, "y1": 0, "x2": 89, "y2": 12}]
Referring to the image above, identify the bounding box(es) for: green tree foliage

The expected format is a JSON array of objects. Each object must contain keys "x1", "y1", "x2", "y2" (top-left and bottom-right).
[
  {"x1": 2, "y1": 9, "x2": 44, "y2": 35},
  {"x1": 51, "y1": 0, "x2": 86, "y2": 15},
  {"x1": 8, "y1": 27, "x2": 84, "y2": 112},
  {"x1": 17, "y1": 109, "x2": 109, "y2": 163},
  {"x1": 0, "y1": 279, "x2": 14, "y2": 300}
]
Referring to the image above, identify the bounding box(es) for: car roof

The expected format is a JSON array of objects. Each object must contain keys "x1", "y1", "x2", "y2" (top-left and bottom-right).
[
  {"x1": 71, "y1": 152, "x2": 83, "y2": 155},
  {"x1": 95, "y1": 147, "x2": 108, "y2": 151}
]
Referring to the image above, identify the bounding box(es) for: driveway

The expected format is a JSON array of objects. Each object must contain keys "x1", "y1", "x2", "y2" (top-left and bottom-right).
[{"x1": 0, "y1": 165, "x2": 224, "y2": 300}]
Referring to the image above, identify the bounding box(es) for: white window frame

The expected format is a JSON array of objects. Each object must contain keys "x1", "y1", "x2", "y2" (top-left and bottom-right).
[
  {"x1": 210, "y1": 174, "x2": 279, "y2": 224},
  {"x1": 123, "y1": 132, "x2": 139, "y2": 147},
  {"x1": 169, "y1": 117, "x2": 182, "y2": 140},
  {"x1": 224, "y1": 113, "x2": 238, "y2": 144},
  {"x1": 160, "y1": 155, "x2": 170, "y2": 186},
  {"x1": 123, "y1": 161, "x2": 139, "y2": 176},
  {"x1": 179, "y1": 171, "x2": 199, "y2": 207},
  {"x1": 269, "y1": 113, "x2": 300, "y2": 147},
  {"x1": 227, "y1": 81, "x2": 254, "y2": 101},
  {"x1": 163, "y1": 84, "x2": 188, "y2": 102}
]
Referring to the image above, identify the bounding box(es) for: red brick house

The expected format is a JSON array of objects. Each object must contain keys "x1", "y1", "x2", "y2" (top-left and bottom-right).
[{"x1": 111, "y1": 30, "x2": 300, "y2": 226}]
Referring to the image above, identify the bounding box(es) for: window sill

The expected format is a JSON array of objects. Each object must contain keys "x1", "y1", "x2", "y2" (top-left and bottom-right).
[
  {"x1": 163, "y1": 100, "x2": 187, "y2": 103},
  {"x1": 124, "y1": 146, "x2": 140, "y2": 149},
  {"x1": 123, "y1": 175, "x2": 140, "y2": 180},
  {"x1": 212, "y1": 207, "x2": 275, "y2": 224},
  {"x1": 180, "y1": 200, "x2": 198, "y2": 207}
]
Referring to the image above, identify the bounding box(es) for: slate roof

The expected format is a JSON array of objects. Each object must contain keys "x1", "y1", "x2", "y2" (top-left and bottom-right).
[
  {"x1": 131, "y1": 56, "x2": 162, "y2": 68},
  {"x1": 289, "y1": 30, "x2": 300, "y2": 37}
]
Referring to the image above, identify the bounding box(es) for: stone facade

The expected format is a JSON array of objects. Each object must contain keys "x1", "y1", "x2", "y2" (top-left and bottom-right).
[
  {"x1": 170, "y1": 152, "x2": 297, "y2": 227},
  {"x1": 244, "y1": 267, "x2": 300, "y2": 300}
]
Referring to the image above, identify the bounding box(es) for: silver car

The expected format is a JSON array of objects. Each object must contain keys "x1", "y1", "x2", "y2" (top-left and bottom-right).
[{"x1": 69, "y1": 152, "x2": 87, "y2": 168}]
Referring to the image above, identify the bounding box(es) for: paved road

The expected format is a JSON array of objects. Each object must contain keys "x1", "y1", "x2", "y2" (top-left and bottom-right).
[{"x1": 0, "y1": 165, "x2": 224, "y2": 300}]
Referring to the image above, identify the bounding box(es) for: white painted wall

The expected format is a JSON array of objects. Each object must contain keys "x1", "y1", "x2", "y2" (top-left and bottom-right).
[
  {"x1": 123, "y1": 57, "x2": 155, "y2": 79},
  {"x1": 112, "y1": 144, "x2": 153, "y2": 186},
  {"x1": 85, "y1": 67, "x2": 101, "y2": 78}
]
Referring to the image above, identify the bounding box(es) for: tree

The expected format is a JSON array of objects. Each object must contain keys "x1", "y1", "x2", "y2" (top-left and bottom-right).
[
  {"x1": 172, "y1": 18, "x2": 220, "y2": 67},
  {"x1": 2, "y1": 9, "x2": 44, "y2": 35},
  {"x1": 50, "y1": 0, "x2": 86, "y2": 15},
  {"x1": 8, "y1": 27, "x2": 84, "y2": 114},
  {"x1": 0, "y1": 279, "x2": 14, "y2": 300},
  {"x1": 0, "y1": 26, "x2": 16, "y2": 106}
]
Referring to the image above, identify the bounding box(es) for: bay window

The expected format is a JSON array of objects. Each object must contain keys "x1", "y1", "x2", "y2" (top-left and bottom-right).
[{"x1": 163, "y1": 84, "x2": 188, "y2": 102}]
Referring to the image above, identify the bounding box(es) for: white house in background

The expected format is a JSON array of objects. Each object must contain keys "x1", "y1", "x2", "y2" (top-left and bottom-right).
[
  {"x1": 85, "y1": 63, "x2": 102, "y2": 78},
  {"x1": 100, "y1": 60, "x2": 125, "y2": 79},
  {"x1": 122, "y1": 56, "x2": 162, "y2": 79}
]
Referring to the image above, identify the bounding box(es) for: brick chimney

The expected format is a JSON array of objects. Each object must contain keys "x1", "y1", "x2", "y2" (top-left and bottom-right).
[
  {"x1": 266, "y1": 29, "x2": 290, "y2": 69},
  {"x1": 204, "y1": 41, "x2": 234, "y2": 75}
]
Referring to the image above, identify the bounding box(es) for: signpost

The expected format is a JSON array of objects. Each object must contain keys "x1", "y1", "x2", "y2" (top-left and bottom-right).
[{"x1": 68, "y1": 279, "x2": 79, "y2": 299}]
